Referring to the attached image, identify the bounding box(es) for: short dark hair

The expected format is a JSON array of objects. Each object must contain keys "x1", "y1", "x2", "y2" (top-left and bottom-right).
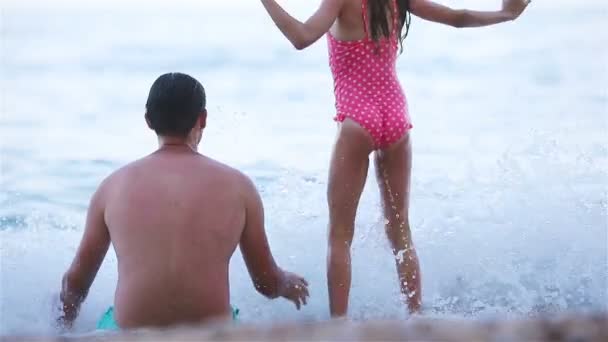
[{"x1": 145, "y1": 72, "x2": 206, "y2": 137}]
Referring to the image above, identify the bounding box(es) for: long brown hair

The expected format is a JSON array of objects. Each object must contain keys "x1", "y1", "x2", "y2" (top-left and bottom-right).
[{"x1": 368, "y1": 0, "x2": 411, "y2": 52}]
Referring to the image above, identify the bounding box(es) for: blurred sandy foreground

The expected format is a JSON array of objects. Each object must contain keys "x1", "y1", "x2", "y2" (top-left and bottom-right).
[{"x1": 3, "y1": 313, "x2": 607, "y2": 341}]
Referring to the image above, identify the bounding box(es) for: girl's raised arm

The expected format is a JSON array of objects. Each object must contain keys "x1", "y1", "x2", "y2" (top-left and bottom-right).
[
  {"x1": 410, "y1": 0, "x2": 530, "y2": 28},
  {"x1": 260, "y1": 0, "x2": 344, "y2": 50}
]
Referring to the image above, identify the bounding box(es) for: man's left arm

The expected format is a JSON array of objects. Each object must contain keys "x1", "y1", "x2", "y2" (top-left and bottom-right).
[{"x1": 58, "y1": 182, "x2": 111, "y2": 328}]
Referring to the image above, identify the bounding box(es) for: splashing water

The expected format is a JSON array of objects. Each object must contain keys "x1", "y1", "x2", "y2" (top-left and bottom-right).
[{"x1": 1, "y1": 0, "x2": 607, "y2": 336}]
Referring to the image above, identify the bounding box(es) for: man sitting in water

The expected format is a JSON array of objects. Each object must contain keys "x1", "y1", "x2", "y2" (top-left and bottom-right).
[{"x1": 58, "y1": 72, "x2": 309, "y2": 330}]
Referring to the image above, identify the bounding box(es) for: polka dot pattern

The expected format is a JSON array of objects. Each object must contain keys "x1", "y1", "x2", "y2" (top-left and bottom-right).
[{"x1": 327, "y1": 0, "x2": 413, "y2": 149}]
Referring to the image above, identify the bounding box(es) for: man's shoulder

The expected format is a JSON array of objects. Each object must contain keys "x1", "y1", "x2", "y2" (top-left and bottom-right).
[
  {"x1": 203, "y1": 156, "x2": 252, "y2": 186},
  {"x1": 100, "y1": 154, "x2": 256, "y2": 194},
  {"x1": 97, "y1": 156, "x2": 151, "y2": 189},
  {"x1": 106, "y1": 157, "x2": 144, "y2": 178},
  {"x1": 91, "y1": 162, "x2": 127, "y2": 195}
]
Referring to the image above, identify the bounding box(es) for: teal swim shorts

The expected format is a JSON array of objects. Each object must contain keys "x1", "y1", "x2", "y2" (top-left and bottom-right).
[{"x1": 96, "y1": 306, "x2": 240, "y2": 331}]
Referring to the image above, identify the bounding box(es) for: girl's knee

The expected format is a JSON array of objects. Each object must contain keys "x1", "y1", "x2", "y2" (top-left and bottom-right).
[
  {"x1": 386, "y1": 225, "x2": 413, "y2": 251},
  {"x1": 328, "y1": 224, "x2": 354, "y2": 248},
  {"x1": 327, "y1": 240, "x2": 353, "y2": 264}
]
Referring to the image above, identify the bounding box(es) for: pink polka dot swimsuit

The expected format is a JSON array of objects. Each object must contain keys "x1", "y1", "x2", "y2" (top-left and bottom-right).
[{"x1": 327, "y1": 0, "x2": 412, "y2": 149}]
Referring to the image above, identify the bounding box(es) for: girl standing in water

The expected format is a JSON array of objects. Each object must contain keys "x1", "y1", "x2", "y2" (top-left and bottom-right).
[{"x1": 259, "y1": 0, "x2": 530, "y2": 316}]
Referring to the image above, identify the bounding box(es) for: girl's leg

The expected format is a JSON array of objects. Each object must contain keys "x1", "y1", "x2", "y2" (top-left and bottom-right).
[
  {"x1": 327, "y1": 118, "x2": 375, "y2": 317},
  {"x1": 374, "y1": 133, "x2": 422, "y2": 313}
]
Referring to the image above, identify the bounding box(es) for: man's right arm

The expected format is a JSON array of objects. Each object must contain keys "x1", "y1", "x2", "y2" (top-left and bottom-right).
[
  {"x1": 239, "y1": 175, "x2": 309, "y2": 309},
  {"x1": 59, "y1": 179, "x2": 111, "y2": 328}
]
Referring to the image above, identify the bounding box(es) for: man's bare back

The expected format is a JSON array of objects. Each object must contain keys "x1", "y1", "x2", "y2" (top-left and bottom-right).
[
  {"x1": 107, "y1": 149, "x2": 252, "y2": 327},
  {"x1": 59, "y1": 73, "x2": 308, "y2": 330}
]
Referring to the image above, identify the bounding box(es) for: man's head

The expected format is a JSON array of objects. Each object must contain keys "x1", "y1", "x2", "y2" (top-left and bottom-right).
[{"x1": 145, "y1": 73, "x2": 207, "y2": 143}]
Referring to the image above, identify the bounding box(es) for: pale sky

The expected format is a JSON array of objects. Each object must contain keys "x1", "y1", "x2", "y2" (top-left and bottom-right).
[
  {"x1": 1, "y1": 1, "x2": 593, "y2": 16},
  {"x1": 1, "y1": 0, "x2": 257, "y2": 10},
  {"x1": 1, "y1": 0, "x2": 492, "y2": 10}
]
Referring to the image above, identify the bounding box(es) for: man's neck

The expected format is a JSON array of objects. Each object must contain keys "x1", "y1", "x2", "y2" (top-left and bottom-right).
[{"x1": 157, "y1": 136, "x2": 198, "y2": 152}]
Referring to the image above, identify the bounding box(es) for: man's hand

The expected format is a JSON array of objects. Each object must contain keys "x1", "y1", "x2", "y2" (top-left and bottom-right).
[
  {"x1": 56, "y1": 307, "x2": 77, "y2": 330},
  {"x1": 502, "y1": 0, "x2": 531, "y2": 20},
  {"x1": 56, "y1": 280, "x2": 83, "y2": 330},
  {"x1": 278, "y1": 271, "x2": 310, "y2": 310}
]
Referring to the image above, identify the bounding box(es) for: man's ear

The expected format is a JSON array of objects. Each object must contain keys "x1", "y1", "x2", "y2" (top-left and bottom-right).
[
  {"x1": 145, "y1": 112, "x2": 153, "y2": 130},
  {"x1": 199, "y1": 110, "x2": 207, "y2": 129}
]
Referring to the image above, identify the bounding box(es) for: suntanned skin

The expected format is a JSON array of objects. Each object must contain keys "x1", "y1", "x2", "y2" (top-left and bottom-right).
[{"x1": 59, "y1": 112, "x2": 309, "y2": 330}]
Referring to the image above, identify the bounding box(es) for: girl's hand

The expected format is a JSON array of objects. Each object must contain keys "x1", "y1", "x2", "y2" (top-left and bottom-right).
[{"x1": 502, "y1": 0, "x2": 531, "y2": 21}]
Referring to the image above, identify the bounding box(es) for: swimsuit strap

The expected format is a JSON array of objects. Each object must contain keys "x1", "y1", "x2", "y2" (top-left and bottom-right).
[
  {"x1": 361, "y1": 0, "x2": 369, "y2": 39},
  {"x1": 391, "y1": 0, "x2": 399, "y2": 37}
]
